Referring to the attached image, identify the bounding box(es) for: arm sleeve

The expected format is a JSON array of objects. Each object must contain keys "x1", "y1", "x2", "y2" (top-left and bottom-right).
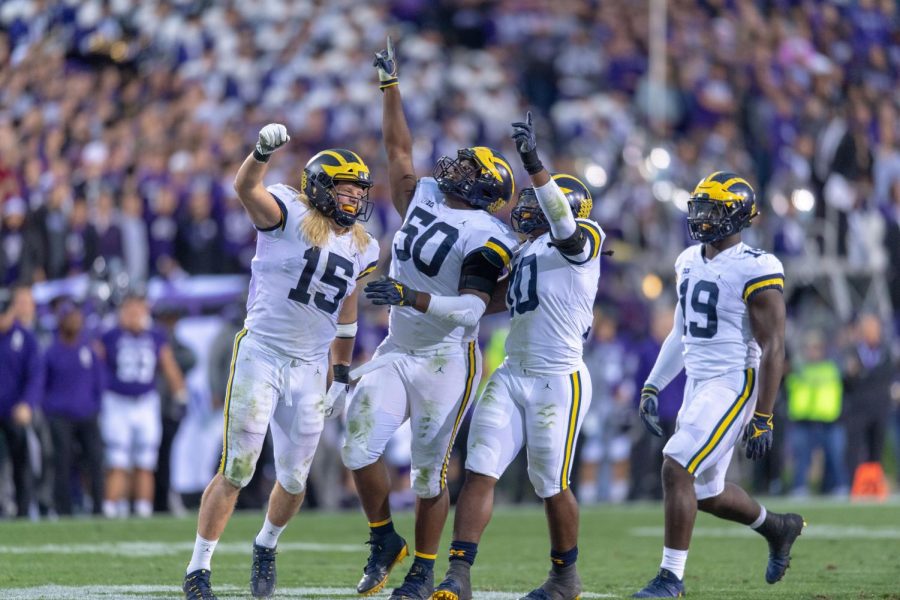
[
  {"x1": 425, "y1": 293, "x2": 487, "y2": 328},
  {"x1": 555, "y1": 220, "x2": 604, "y2": 265},
  {"x1": 459, "y1": 250, "x2": 503, "y2": 295},
  {"x1": 534, "y1": 178, "x2": 577, "y2": 239},
  {"x1": 644, "y1": 304, "x2": 686, "y2": 391}
]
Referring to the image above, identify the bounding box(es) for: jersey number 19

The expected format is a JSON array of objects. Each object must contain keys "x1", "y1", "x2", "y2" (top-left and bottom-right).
[{"x1": 679, "y1": 278, "x2": 719, "y2": 339}]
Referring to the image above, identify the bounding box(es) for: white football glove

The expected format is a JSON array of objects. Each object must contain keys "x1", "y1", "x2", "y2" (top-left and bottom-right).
[
  {"x1": 324, "y1": 381, "x2": 349, "y2": 420},
  {"x1": 256, "y1": 123, "x2": 290, "y2": 156}
]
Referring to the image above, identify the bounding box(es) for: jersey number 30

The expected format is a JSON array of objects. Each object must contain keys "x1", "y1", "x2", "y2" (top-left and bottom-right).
[
  {"x1": 679, "y1": 279, "x2": 719, "y2": 339},
  {"x1": 288, "y1": 247, "x2": 354, "y2": 314},
  {"x1": 394, "y1": 207, "x2": 459, "y2": 277}
]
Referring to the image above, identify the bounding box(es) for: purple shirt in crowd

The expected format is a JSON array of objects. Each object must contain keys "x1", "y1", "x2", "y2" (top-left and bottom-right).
[
  {"x1": 43, "y1": 335, "x2": 104, "y2": 420},
  {"x1": 101, "y1": 326, "x2": 167, "y2": 397},
  {"x1": 0, "y1": 321, "x2": 44, "y2": 419}
]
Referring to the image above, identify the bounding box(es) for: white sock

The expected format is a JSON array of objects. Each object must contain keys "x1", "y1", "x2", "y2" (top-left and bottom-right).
[
  {"x1": 134, "y1": 499, "x2": 153, "y2": 518},
  {"x1": 102, "y1": 500, "x2": 118, "y2": 519},
  {"x1": 660, "y1": 547, "x2": 688, "y2": 580},
  {"x1": 750, "y1": 505, "x2": 767, "y2": 529},
  {"x1": 187, "y1": 534, "x2": 219, "y2": 574},
  {"x1": 255, "y1": 516, "x2": 287, "y2": 549}
]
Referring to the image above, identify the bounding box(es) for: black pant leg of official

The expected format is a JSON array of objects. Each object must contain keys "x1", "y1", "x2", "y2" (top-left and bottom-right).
[
  {"x1": 154, "y1": 415, "x2": 180, "y2": 513},
  {"x1": 76, "y1": 418, "x2": 106, "y2": 515},
  {"x1": 0, "y1": 419, "x2": 33, "y2": 517},
  {"x1": 48, "y1": 417, "x2": 74, "y2": 516}
]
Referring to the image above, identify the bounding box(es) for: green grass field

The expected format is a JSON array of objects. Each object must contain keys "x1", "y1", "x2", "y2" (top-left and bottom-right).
[{"x1": 1, "y1": 500, "x2": 898, "y2": 599}]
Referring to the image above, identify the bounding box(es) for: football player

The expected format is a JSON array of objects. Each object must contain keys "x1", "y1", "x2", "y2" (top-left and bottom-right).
[
  {"x1": 631, "y1": 172, "x2": 804, "y2": 597},
  {"x1": 430, "y1": 112, "x2": 605, "y2": 600},
  {"x1": 340, "y1": 37, "x2": 518, "y2": 600},
  {"x1": 183, "y1": 124, "x2": 379, "y2": 600},
  {"x1": 98, "y1": 293, "x2": 187, "y2": 519}
]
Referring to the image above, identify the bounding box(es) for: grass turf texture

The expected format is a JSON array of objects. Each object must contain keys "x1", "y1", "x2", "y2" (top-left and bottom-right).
[{"x1": 1, "y1": 501, "x2": 898, "y2": 599}]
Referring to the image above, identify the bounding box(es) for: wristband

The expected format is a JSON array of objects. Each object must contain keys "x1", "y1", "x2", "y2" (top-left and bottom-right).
[
  {"x1": 379, "y1": 78, "x2": 399, "y2": 91},
  {"x1": 333, "y1": 363, "x2": 350, "y2": 384},
  {"x1": 253, "y1": 147, "x2": 271, "y2": 163},
  {"x1": 519, "y1": 148, "x2": 543, "y2": 175}
]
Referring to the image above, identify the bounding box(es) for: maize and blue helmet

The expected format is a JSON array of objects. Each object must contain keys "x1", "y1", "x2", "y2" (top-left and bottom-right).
[
  {"x1": 687, "y1": 171, "x2": 757, "y2": 243},
  {"x1": 302, "y1": 149, "x2": 373, "y2": 227},
  {"x1": 511, "y1": 173, "x2": 592, "y2": 235},
  {"x1": 433, "y1": 146, "x2": 515, "y2": 214}
]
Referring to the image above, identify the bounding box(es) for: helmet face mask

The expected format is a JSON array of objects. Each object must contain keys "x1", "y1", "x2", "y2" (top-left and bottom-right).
[
  {"x1": 433, "y1": 147, "x2": 514, "y2": 213},
  {"x1": 512, "y1": 173, "x2": 592, "y2": 237},
  {"x1": 302, "y1": 149, "x2": 373, "y2": 227},
  {"x1": 511, "y1": 189, "x2": 547, "y2": 236},
  {"x1": 687, "y1": 172, "x2": 757, "y2": 244}
]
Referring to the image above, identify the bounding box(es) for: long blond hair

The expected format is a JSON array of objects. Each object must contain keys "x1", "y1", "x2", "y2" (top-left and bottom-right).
[{"x1": 295, "y1": 191, "x2": 371, "y2": 251}]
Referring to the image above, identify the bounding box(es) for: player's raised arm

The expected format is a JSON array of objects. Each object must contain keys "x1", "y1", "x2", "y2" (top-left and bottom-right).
[
  {"x1": 511, "y1": 112, "x2": 575, "y2": 238},
  {"x1": 639, "y1": 301, "x2": 686, "y2": 437},
  {"x1": 375, "y1": 37, "x2": 417, "y2": 215},
  {"x1": 233, "y1": 123, "x2": 290, "y2": 230},
  {"x1": 743, "y1": 287, "x2": 786, "y2": 459}
]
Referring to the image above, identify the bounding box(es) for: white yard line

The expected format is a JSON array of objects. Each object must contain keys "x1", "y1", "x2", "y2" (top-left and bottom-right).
[
  {"x1": 2, "y1": 585, "x2": 615, "y2": 600},
  {"x1": 0, "y1": 540, "x2": 363, "y2": 556},
  {"x1": 630, "y1": 524, "x2": 900, "y2": 539}
]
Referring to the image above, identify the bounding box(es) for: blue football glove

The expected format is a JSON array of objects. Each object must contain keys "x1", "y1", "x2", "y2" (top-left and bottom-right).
[
  {"x1": 373, "y1": 36, "x2": 399, "y2": 90},
  {"x1": 639, "y1": 384, "x2": 663, "y2": 437},
  {"x1": 742, "y1": 411, "x2": 774, "y2": 460},
  {"x1": 365, "y1": 276, "x2": 418, "y2": 307},
  {"x1": 510, "y1": 111, "x2": 544, "y2": 175}
]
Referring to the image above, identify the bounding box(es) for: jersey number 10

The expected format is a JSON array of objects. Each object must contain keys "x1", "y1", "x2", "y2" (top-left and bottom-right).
[
  {"x1": 679, "y1": 278, "x2": 719, "y2": 339},
  {"x1": 507, "y1": 255, "x2": 539, "y2": 315}
]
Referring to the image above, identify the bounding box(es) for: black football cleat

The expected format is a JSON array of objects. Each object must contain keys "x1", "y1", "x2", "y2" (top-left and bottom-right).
[
  {"x1": 430, "y1": 561, "x2": 472, "y2": 600},
  {"x1": 764, "y1": 513, "x2": 806, "y2": 584},
  {"x1": 357, "y1": 532, "x2": 409, "y2": 596},
  {"x1": 390, "y1": 561, "x2": 434, "y2": 600},
  {"x1": 519, "y1": 563, "x2": 582, "y2": 600},
  {"x1": 632, "y1": 568, "x2": 684, "y2": 598},
  {"x1": 250, "y1": 543, "x2": 277, "y2": 598},
  {"x1": 183, "y1": 569, "x2": 218, "y2": 600}
]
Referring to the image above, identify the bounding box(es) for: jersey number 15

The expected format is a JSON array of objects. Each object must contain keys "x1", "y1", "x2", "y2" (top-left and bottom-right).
[{"x1": 288, "y1": 247, "x2": 354, "y2": 315}]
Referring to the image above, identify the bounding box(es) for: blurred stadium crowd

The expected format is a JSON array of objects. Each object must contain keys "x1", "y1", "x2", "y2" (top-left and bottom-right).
[{"x1": 1, "y1": 0, "x2": 899, "y2": 518}]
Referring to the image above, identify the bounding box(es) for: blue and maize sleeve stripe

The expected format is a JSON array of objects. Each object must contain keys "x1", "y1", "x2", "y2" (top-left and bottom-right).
[
  {"x1": 256, "y1": 197, "x2": 288, "y2": 232},
  {"x1": 356, "y1": 260, "x2": 378, "y2": 280},
  {"x1": 481, "y1": 237, "x2": 513, "y2": 268},
  {"x1": 742, "y1": 273, "x2": 784, "y2": 302},
  {"x1": 561, "y1": 221, "x2": 602, "y2": 265}
]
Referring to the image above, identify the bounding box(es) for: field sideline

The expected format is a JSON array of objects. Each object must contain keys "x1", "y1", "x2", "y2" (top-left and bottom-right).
[{"x1": 1, "y1": 501, "x2": 898, "y2": 599}]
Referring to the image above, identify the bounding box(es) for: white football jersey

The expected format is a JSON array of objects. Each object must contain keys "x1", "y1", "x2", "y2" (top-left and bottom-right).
[
  {"x1": 505, "y1": 219, "x2": 605, "y2": 374},
  {"x1": 387, "y1": 177, "x2": 518, "y2": 352},
  {"x1": 674, "y1": 242, "x2": 784, "y2": 379},
  {"x1": 244, "y1": 184, "x2": 380, "y2": 360}
]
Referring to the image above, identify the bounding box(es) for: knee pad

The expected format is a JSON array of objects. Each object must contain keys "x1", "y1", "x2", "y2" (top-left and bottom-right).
[
  {"x1": 276, "y1": 473, "x2": 306, "y2": 496},
  {"x1": 105, "y1": 444, "x2": 130, "y2": 470},
  {"x1": 221, "y1": 453, "x2": 259, "y2": 489},
  {"x1": 341, "y1": 437, "x2": 380, "y2": 471},
  {"x1": 134, "y1": 443, "x2": 160, "y2": 471},
  {"x1": 530, "y1": 472, "x2": 563, "y2": 500},
  {"x1": 411, "y1": 465, "x2": 443, "y2": 499}
]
